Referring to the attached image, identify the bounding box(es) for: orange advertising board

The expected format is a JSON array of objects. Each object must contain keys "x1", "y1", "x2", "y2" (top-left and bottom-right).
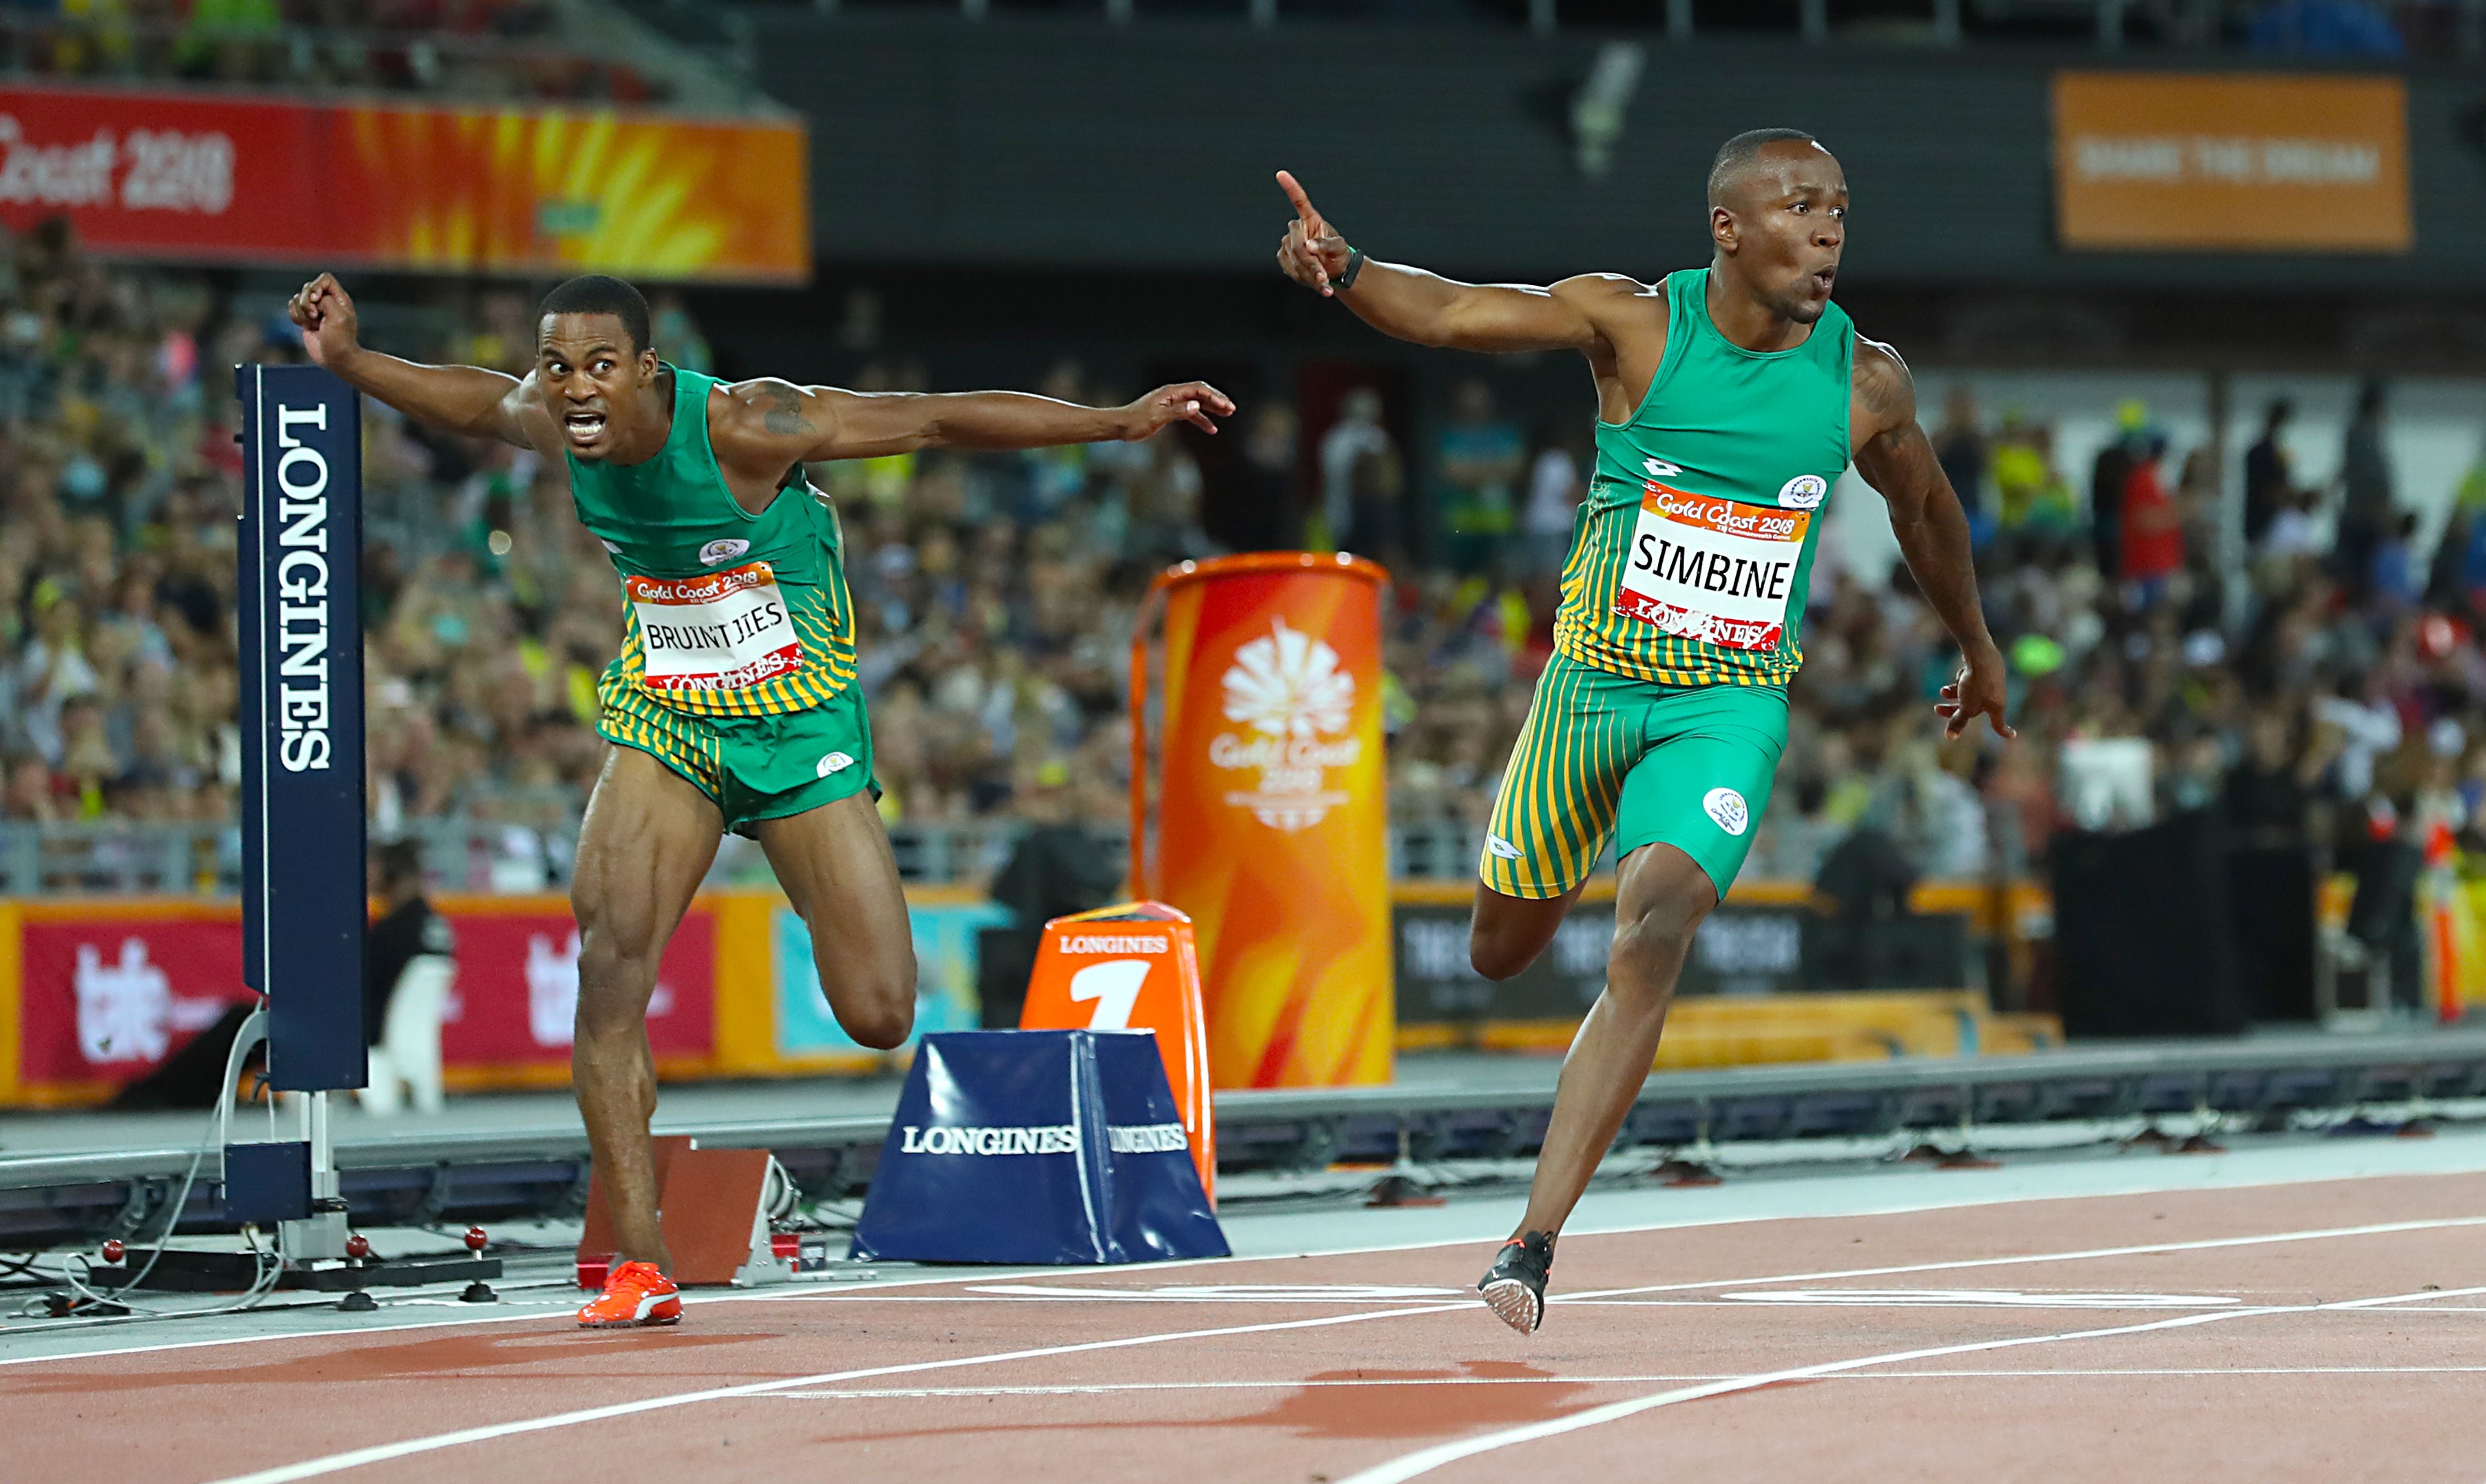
[
  {"x1": 2051, "y1": 72, "x2": 2409, "y2": 253},
  {"x1": 1134, "y1": 554, "x2": 1393, "y2": 1089},
  {"x1": 1018, "y1": 902, "x2": 1216, "y2": 1200},
  {"x1": 0, "y1": 83, "x2": 807, "y2": 282}
]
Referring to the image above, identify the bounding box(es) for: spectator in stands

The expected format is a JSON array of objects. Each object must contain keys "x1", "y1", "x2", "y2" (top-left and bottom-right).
[
  {"x1": 1346, "y1": 437, "x2": 1407, "y2": 572},
  {"x1": 2246, "y1": 0, "x2": 2407, "y2": 57},
  {"x1": 2336, "y1": 378, "x2": 2395, "y2": 597},
  {"x1": 363, "y1": 839, "x2": 453, "y2": 1055},
  {"x1": 2372, "y1": 512, "x2": 2425, "y2": 616},
  {"x1": 1989, "y1": 413, "x2": 2075, "y2": 550},
  {"x1": 1519, "y1": 424, "x2": 1584, "y2": 582},
  {"x1": 2118, "y1": 433, "x2": 2182, "y2": 608},
  {"x1": 2090, "y1": 401, "x2": 2146, "y2": 582},
  {"x1": 2244, "y1": 398, "x2": 2297, "y2": 551},
  {"x1": 1232, "y1": 404, "x2": 1302, "y2": 554},
  {"x1": 15, "y1": 591, "x2": 98, "y2": 766},
  {"x1": 1434, "y1": 379, "x2": 1522, "y2": 575},
  {"x1": 1932, "y1": 387, "x2": 1991, "y2": 550},
  {"x1": 1317, "y1": 387, "x2": 1391, "y2": 552}
]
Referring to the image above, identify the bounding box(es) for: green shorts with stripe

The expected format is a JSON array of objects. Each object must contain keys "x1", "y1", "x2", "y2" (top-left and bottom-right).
[
  {"x1": 1482, "y1": 652, "x2": 1788, "y2": 899},
  {"x1": 596, "y1": 668, "x2": 876, "y2": 837}
]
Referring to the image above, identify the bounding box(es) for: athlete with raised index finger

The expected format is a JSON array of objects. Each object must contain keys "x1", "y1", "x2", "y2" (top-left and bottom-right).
[
  {"x1": 1272, "y1": 132, "x2": 2013, "y2": 1335},
  {"x1": 287, "y1": 271, "x2": 1231, "y2": 1329}
]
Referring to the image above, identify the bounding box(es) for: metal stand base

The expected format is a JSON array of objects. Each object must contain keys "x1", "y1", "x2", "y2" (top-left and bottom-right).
[{"x1": 90, "y1": 1250, "x2": 501, "y2": 1294}]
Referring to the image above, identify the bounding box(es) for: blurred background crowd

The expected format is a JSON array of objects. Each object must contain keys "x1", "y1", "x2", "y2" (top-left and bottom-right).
[
  {"x1": 3, "y1": 217, "x2": 2482, "y2": 908},
  {"x1": 0, "y1": 0, "x2": 670, "y2": 103}
]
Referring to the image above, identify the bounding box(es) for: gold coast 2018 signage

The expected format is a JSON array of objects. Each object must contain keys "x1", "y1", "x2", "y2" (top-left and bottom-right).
[
  {"x1": 2052, "y1": 72, "x2": 2410, "y2": 253},
  {"x1": 1135, "y1": 554, "x2": 1392, "y2": 1090},
  {"x1": 0, "y1": 83, "x2": 808, "y2": 282}
]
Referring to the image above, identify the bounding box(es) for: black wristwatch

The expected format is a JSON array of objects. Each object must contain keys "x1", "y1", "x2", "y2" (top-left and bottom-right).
[{"x1": 1336, "y1": 247, "x2": 1366, "y2": 292}]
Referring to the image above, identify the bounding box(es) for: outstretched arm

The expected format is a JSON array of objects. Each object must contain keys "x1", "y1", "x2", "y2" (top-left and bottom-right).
[
  {"x1": 712, "y1": 378, "x2": 1234, "y2": 470},
  {"x1": 1850, "y1": 338, "x2": 2014, "y2": 742},
  {"x1": 287, "y1": 274, "x2": 546, "y2": 451},
  {"x1": 1273, "y1": 171, "x2": 1620, "y2": 355}
]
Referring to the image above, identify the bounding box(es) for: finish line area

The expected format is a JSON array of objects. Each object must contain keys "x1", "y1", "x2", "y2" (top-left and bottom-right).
[{"x1": 8, "y1": 1128, "x2": 2486, "y2": 1484}]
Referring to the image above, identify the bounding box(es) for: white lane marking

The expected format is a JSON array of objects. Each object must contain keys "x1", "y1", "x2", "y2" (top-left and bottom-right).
[
  {"x1": 0, "y1": 1264, "x2": 1073, "y2": 1370},
  {"x1": 1717, "y1": 1289, "x2": 2240, "y2": 1309},
  {"x1": 200, "y1": 1302, "x2": 1469, "y2": 1484},
  {"x1": 1336, "y1": 1286, "x2": 2468, "y2": 1484},
  {"x1": 1556, "y1": 1215, "x2": 2486, "y2": 1301},
  {"x1": 192, "y1": 1220, "x2": 2485, "y2": 1482},
  {"x1": 19, "y1": 1156, "x2": 2486, "y2": 1368},
  {"x1": 962, "y1": 1284, "x2": 1465, "y2": 1302},
  {"x1": 747, "y1": 1364, "x2": 2486, "y2": 1401},
  {"x1": 2322, "y1": 1284, "x2": 2486, "y2": 1308}
]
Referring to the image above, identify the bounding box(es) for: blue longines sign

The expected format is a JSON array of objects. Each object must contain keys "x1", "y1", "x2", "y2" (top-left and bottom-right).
[
  {"x1": 851, "y1": 1030, "x2": 1229, "y2": 1264},
  {"x1": 238, "y1": 364, "x2": 366, "y2": 1091}
]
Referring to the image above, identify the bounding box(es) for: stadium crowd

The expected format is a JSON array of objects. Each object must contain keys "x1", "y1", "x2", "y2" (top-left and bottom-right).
[
  {"x1": 0, "y1": 221, "x2": 2474, "y2": 903},
  {"x1": 0, "y1": 0, "x2": 664, "y2": 103}
]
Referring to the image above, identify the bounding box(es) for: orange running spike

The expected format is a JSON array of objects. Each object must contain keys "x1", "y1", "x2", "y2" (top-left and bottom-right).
[{"x1": 576, "y1": 1260, "x2": 682, "y2": 1328}]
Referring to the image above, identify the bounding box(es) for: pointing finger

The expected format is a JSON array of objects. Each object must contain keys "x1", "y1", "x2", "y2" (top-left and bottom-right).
[{"x1": 1276, "y1": 170, "x2": 1320, "y2": 227}]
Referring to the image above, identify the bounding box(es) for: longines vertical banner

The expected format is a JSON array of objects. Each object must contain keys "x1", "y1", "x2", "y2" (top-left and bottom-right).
[
  {"x1": 238, "y1": 364, "x2": 366, "y2": 1089},
  {"x1": 1135, "y1": 554, "x2": 1391, "y2": 1089}
]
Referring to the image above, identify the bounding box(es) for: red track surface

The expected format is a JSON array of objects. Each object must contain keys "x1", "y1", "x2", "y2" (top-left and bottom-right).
[{"x1": 14, "y1": 1171, "x2": 2486, "y2": 1484}]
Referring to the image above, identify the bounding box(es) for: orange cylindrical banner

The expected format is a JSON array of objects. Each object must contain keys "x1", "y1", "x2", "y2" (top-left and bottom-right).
[{"x1": 1134, "y1": 553, "x2": 1391, "y2": 1089}]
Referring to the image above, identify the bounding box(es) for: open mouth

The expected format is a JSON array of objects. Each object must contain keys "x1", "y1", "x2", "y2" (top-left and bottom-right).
[
  {"x1": 1811, "y1": 268, "x2": 1838, "y2": 293},
  {"x1": 563, "y1": 410, "x2": 608, "y2": 443}
]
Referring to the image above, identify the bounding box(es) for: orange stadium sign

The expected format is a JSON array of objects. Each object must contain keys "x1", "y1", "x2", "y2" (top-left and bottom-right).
[
  {"x1": 2051, "y1": 72, "x2": 2409, "y2": 253},
  {"x1": 0, "y1": 83, "x2": 808, "y2": 282},
  {"x1": 1135, "y1": 554, "x2": 1394, "y2": 1090}
]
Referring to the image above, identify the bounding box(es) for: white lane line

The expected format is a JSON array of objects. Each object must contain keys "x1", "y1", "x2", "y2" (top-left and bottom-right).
[
  {"x1": 749, "y1": 1365, "x2": 2486, "y2": 1401},
  {"x1": 1334, "y1": 1286, "x2": 2467, "y2": 1484},
  {"x1": 1555, "y1": 1215, "x2": 2486, "y2": 1302},
  {"x1": 0, "y1": 1264, "x2": 1073, "y2": 1370},
  {"x1": 18, "y1": 1172, "x2": 2486, "y2": 1368},
  {"x1": 199, "y1": 1302, "x2": 1469, "y2": 1484},
  {"x1": 2322, "y1": 1284, "x2": 2486, "y2": 1308},
  {"x1": 188, "y1": 1217, "x2": 2484, "y2": 1483}
]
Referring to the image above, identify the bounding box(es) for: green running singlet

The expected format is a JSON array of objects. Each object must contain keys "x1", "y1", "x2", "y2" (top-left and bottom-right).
[{"x1": 1486, "y1": 269, "x2": 1854, "y2": 897}]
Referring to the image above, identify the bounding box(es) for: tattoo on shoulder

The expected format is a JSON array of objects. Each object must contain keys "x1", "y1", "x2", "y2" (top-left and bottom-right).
[
  {"x1": 760, "y1": 384, "x2": 812, "y2": 437},
  {"x1": 1853, "y1": 336, "x2": 1914, "y2": 426}
]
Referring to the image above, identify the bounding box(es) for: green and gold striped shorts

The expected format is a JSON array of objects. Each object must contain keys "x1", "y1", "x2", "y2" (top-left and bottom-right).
[
  {"x1": 1482, "y1": 652, "x2": 1788, "y2": 899},
  {"x1": 597, "y1": 667, "x2": 876, "y2": 837}
]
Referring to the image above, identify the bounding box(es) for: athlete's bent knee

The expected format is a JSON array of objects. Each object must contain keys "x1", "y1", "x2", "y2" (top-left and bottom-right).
[
  {"x1": 825, "y1": 950, "x2": 918, "y2": 1050},
  {"x1": 833, "y1": 989, "x2": 914, "y2": 1051},
  {"x1": 1469, "y1": 921, "x2": 1535, "y2": 983}
]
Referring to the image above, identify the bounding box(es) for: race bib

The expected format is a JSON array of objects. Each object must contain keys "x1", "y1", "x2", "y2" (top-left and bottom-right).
[
  {"x1": 1615, "y1": 484, "x2": 1809, "y2": 651},
  {"x1": 625, "y1": 561, "x2": 802, "y2": 691}
]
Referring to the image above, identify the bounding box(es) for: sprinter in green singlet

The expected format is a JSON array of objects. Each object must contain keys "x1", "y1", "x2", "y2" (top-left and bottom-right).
[
  {"x1": 287, "y1": 271, "x2": 1230, "y2": 1328},
  {"x1": 1274, "y1": 130, "x2": 2014, "y2": 1335}
]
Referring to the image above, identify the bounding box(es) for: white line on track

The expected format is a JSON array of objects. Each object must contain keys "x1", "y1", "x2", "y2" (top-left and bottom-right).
[
  {"x1": 201, "y1": 1302, "x2": 1474, "y2": 1484},
  {"x1": 16, "y1": 1162, "x2": 2486, "y2": 1370},
  {"x1": 1334, "y1": 1286, "x2": 2472, "y2": 1484},
  {"x1": 0, "y1": 1264, "x2": 1073, "y2": 1370},
  {"x1": 1552, "y1": 1215, "x2": 2486, "y2": 1301},
  {"x1": 189, "y1": 1217, "x2": 2484, "y2": 1484},
  {"x1": 743, "y1": 1366, "x2": 2486, "y2": 1401}
]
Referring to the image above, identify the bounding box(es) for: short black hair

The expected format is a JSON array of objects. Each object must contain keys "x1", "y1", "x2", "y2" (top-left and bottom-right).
[
  {"x1": 537, "y1": 274, "x2": 652, "y2": 356},
  {"x1": 1708, "y1": 127, "x2": 1822, "y2": 209},
  {"x1": 373, "y1": 839, "x2": 424, "y2": 891}
]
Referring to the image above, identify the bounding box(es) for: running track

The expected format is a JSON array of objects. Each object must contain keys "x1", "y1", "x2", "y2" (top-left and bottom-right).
[{"x1": 11, "y1": 1171, "x2": 2486, "y2": 1483}]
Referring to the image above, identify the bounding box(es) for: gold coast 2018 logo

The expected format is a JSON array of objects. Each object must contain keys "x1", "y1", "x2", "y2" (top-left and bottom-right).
[{"x1": 1212, "y1": 616, "x2": 1360, "y2": 832}]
